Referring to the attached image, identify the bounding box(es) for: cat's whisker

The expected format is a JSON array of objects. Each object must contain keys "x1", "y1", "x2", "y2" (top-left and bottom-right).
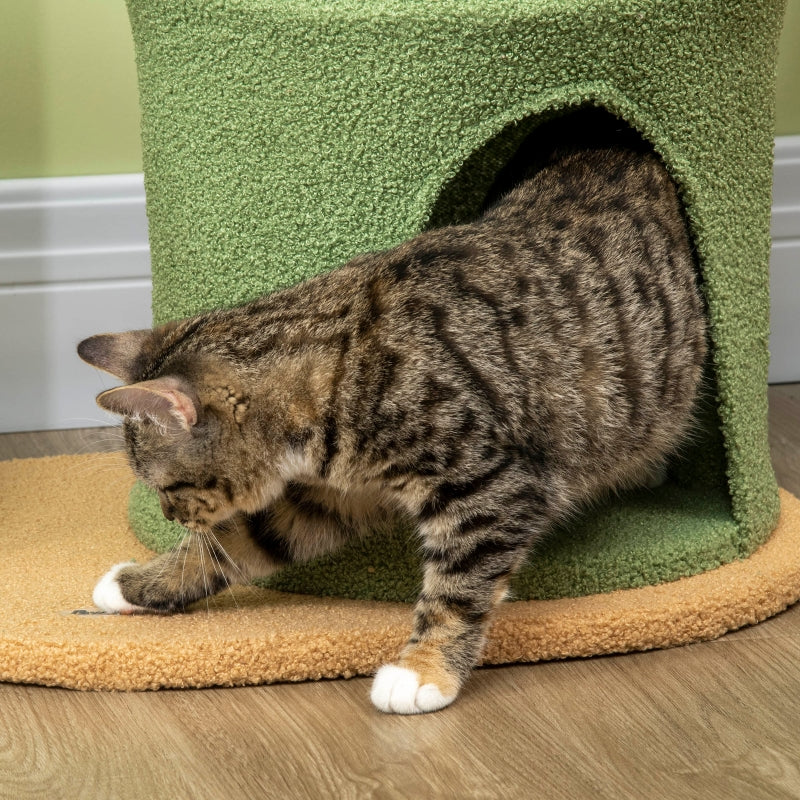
[
  {"x1": 158, "y1": 544, "x2": 187, "y2": 601},
  {"x1": 196, "y1": 534, "x2": 212, "y2": 616},
  {"x1": 206, "y1": 527, "x2": 249, "y2": 586},
  {"x1": 62, "y1": 459, "x2": 133, "y2": 488},
  {"x1": 203, "y1": 531, "x2": 241, "y2": 612},
  {"x1": 61, "y1": 416, "x2": 119, "y2": 429},
  {"x1": 179, "y1": 535, "x2": 192, "y2": 610},
  {"x1": 69, "y1": 457, "x2": 129, "y2": 476}
]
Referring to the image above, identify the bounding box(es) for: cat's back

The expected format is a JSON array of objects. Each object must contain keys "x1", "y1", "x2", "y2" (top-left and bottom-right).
[
  {"x1": 375, "y1": 145, "x2": 706, "y2": 384},
  {"x1": 350, "y1": 145, "x2": 707, "y2": 494}
]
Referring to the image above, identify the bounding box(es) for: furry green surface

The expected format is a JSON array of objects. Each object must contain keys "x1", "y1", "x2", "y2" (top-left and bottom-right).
[{"x1": 125, "y1": 0, "x2": 785, "y2": 601}]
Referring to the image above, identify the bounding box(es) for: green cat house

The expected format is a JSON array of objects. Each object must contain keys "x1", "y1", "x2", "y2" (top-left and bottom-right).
[{"x1": 121, "y1": 0, "x2": 797, "y2": 667}]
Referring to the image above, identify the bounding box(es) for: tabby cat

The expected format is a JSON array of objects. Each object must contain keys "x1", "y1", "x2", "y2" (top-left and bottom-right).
[{"x1": 79, "y1": 137, "x2": 706, "y2": 714}]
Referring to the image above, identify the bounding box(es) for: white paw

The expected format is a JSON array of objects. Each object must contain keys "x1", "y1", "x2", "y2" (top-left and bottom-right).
[
  {"x1": 92, "y1": 562, "x2": 146, "y2": 614},
  {"x1": 370, "y1": 665, "x2": 457, "y2": 714}
]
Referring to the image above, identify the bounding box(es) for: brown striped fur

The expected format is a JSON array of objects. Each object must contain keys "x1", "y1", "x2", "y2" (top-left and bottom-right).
[{"x1": 79, "y1": 134, "x2": 707, "y2": 711}]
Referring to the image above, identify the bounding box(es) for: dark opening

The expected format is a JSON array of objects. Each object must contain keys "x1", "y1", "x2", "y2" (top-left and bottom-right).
[
  {"x1": 481, "y1": 106, "x2": 653, "y2": 209},
  {"x1": 426, "y1": 105, "x2": 650, "y2": 229}
]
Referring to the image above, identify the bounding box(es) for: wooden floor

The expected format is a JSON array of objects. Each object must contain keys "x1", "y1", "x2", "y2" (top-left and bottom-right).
[{"x1": 1, "y1": 385, "x2": 799, "y2": 800}]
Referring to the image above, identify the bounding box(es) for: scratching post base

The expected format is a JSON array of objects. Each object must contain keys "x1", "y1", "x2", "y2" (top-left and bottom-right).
[{"x1": 1, "y1": 455, "x2": 799, "y2": 691}]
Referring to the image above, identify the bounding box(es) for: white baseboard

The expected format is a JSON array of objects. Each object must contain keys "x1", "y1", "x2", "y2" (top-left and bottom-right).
[
  {"x1": 1, "y1": 139, "x2": 799, "y2": 433},
  {"x1": 769, "y1": 135, "x2": 800, "y2": 384},
  {"x1": 0, "y1": 174, "x2": 152, "y2": 433}
]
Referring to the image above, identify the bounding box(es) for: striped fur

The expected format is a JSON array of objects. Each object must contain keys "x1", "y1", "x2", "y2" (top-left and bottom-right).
[{"x1": 80, "y1": 142, "x2": 707, "y2": 712}]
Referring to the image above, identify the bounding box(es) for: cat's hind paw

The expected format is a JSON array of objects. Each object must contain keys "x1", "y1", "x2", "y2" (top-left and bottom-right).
[
  {"x1": 92, "y1": 562, "x2": 147, "y2": 614},
  {"x1": 370, "y1": 664, "x2": 457, "y2": 714}
]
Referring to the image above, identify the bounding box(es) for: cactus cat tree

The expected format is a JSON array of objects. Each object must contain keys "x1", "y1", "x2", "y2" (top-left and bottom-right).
[
  {"x1": 3, "y1": 0, "x2": 798, "y2": 696},
  {"x1": 4, "y1": 0, "x2": 798, "y2": 695},
  {"x1": 117, "y1": 0, "x2": 793, "y2": 653}
]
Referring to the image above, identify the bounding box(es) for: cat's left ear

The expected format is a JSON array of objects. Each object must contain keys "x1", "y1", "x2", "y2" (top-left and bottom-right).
[
  {"x1": 78, "y1": 330, "x2": 152, "y2": 382},
  {"x1": 96, "y1": 377, "x2": 198, "y2": 431}
]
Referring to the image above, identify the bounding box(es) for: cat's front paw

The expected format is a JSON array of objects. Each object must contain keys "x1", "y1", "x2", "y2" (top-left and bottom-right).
[
  {"x1": 370, "y1": 664, "x2": 458, "y2": 714},
  {"x1": 92, "y1": 562, "x2": 148, "y2": 614}
]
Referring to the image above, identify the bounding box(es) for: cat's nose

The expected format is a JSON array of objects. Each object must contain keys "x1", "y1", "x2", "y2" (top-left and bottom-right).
[{"x1": 158, "y1": 490, "x2": 176, "y2": 521}]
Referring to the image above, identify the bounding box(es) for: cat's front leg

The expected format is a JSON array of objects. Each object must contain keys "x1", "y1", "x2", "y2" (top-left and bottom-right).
[
  {"x1": 92, "y1": 539, "x2": 236, "y2": 614},
  {"x1": 92, "y1": 485, "x2": 362, "y2": 613},
  {"x1": 93, "y1": 561, "x2": 152, "y2": 613},
  {"x1": 92, "y1": 514, "x2": 280, "y2": 614},
  {"x1": 370, "y1": 553, "x2": 518, "y2": 714},
  {"x1": 371, "y1": 482, "x2": 542, "y2": 714}
]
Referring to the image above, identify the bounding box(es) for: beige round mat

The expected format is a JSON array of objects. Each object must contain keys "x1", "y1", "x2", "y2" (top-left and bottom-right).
[{"x1": 2, "y1": 453, "x2": 799, "y2": 691}]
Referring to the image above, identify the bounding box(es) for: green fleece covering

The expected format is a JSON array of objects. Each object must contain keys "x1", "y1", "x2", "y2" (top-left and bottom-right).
[{"x1": 124, "y1": 0, "x2": 785, "y2": 601}]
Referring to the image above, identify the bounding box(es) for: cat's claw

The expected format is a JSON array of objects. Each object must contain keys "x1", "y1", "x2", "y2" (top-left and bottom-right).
[
  {"x1": 92, "y1": 562, "x2": 147, "y2": 614},
  {"x1": 370, "y1": 664, "x2": 457, "y2": 714}
]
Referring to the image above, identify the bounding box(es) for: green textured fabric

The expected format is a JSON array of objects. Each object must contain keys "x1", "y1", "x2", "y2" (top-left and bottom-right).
[{"x1": 125, "y1": 0, "x2": 785, "y2": 601}]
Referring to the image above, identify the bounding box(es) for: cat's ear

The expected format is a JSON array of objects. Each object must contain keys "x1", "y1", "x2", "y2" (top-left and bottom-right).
[
  {"x1": 77, "y1": 330, "x2": 152, "y2": 382},
  {"x1": 96, "y1": 378, "x2": 199, "y2": 431}
]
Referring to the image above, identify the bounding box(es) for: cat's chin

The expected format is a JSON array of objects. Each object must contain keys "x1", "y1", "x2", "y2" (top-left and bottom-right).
[{"x1": 92, "y1": 562, "x2": 150, "y2": 615}]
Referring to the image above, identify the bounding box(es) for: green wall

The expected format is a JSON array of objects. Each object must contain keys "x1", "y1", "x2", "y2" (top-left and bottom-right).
[
  {"x1": 777, "y1": 0, "x2": 800, "y2": 135},
  {"x1": 2, "y1": 0, "x2": 799, "y2": 180},
  {"x1": 1, "y1": 0, "x2": 141, "y2": 179}
]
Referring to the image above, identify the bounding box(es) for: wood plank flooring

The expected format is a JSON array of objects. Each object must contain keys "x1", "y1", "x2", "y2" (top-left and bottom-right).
[{"x1": 1, "y1": 385, "x2": 798, "y2": 800}]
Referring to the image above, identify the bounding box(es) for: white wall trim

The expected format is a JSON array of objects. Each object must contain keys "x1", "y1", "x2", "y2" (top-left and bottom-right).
[
  {"x1": 0, "y1": 173, "x2": 150, "y2": 287},
  {"x1": 0, "y1": 174, "x2": 152, "y2": 432},
  {"x1": 771, "y1": 135, "x2": 800, "y2": 239},
  {"x1": 0, "y1": 142, "x2": 798, "y2": 432},
  {"x1": 769, "y1": 135, "x2": 800, "y2": 384}
]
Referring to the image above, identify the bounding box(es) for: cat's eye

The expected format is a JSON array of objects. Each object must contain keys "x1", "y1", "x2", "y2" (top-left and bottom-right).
[{"x1": 161, "y1": 481, "x2": 195, "y2": 494}]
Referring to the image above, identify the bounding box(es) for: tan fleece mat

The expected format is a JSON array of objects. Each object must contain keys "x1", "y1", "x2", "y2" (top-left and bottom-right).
[{"x1": 2, "y1": 453, "x2": 800, "y2": 691}]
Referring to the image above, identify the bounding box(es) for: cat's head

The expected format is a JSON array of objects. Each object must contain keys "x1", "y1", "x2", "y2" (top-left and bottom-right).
[{"x1": 78, "y1": 327, "x2": 284, "y2": 532}]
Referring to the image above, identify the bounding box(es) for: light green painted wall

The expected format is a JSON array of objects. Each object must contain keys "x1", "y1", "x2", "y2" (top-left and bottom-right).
[
  {"x1": 2, "y1": 0, "x2": 799, "y2": 180},
  {"x1": 777, "y1": 0, "x2": 800, "y2": 135},
  {"x1": 0, "y1": 0, "x2": 142, "y2": 179}
]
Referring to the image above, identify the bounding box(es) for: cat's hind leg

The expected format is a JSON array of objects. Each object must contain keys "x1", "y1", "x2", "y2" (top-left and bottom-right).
[
  {"x1": 642, "y1": 461, "x2": 669, "y2": 489},
  {"x1": 372, "y1": 461, "x2": 548, "y2": 714}
]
